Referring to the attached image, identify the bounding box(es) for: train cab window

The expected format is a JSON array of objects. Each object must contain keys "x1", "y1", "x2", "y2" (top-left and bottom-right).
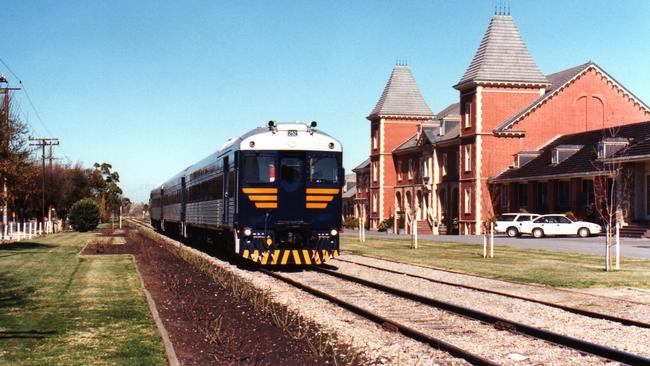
[
  {"x1": 309, "y1": 157, "x2": 338, "y2": 184},
  {"x1": 280, "y1": 158, "x2": 302, "y2": 184},
  {"x1": 242, "y1": 156, "x2": 276, "y2": 183}
]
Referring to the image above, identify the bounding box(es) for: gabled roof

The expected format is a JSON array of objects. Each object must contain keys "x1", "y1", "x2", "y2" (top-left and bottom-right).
[
  {"x1": 436, "y1": 102, "x2": 461, "y2": 120},
  {"x1": 493, "y1": 121, "x2": 650, "y2": 182},
  {"x1": 342, "y1": 185, "x2": 357, "y2": 199},
  {"x1": 494, "y1": 62, "x2": 650, "y2": 134},
  {"x1": 352, "y1": 158, "x2": 370, "y2": 172},
  {"x1": 455, "y1": 14, "x2": 548, "y2": 90},
  {"x1": 423, "y1": 121, "x2": 460, "y2": 145},
  {"x1": 393, "y1": 134, "x2": 419, "y2": 154},
  {"x1": 368, "y1": 64, "x2": 434, "y2": 120}
]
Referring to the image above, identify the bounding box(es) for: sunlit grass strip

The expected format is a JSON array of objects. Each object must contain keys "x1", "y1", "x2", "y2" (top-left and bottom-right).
[
  {"x1": 0, "y1": 231, "x2": 166, "y2": 365},
  {"x1": 341, "y1": 236, "x2": 650, "y2": 289}
]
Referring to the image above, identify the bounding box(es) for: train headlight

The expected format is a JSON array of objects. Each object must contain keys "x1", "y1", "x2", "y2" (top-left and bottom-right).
[
  {"x1": 243, "y1": 227, "x2": 252, "y2": 237},
  {"x1": 330, "y1": 229, "x2": 338, "y2": 236}
]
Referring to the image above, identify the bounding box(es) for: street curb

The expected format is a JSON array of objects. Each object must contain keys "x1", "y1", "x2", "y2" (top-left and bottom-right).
[{"x1": 133, "y1": 257, "x2": 180, "y2": 366}]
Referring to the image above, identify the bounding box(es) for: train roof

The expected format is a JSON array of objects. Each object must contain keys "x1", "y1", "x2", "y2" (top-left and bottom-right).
[
  {"x1": 236, "y1": 122, "x2": 342, "y2": 153},
  {"x1": 150, "y1": 122, "x2": 342, "y2": 193}
]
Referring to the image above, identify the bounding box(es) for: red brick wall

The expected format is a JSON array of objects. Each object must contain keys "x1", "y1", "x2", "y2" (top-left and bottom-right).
[
  {"x1": 369, "y1": 116, "x2": 423, "y2": 225},
  {"x1": 478, "y1": 69, "x2": 650, "y2": 223}
]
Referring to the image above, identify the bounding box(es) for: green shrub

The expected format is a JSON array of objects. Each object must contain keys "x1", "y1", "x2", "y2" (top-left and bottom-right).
[
  {"x1": 377, "y1": 216, "x2": 394, "y2": 232},
  {"x1": 69, "y1": 198, "x2": 101, "y2": 232},
  {"x1": 342, "y1": 217, "x2": 359, "y2": 229},
  {"x1": 564, "y1": 211, "x2": 577, "y2": 221}
]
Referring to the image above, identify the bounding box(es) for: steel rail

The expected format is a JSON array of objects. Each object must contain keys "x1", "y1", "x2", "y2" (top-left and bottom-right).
[
  {"x1": 259, "y1": 268, "x2": 498, "y2": 366},
  {"x1": 312, "y1": 266, "x2": 650, "y2": 366},
  {"x1": 335, "y1": 257, "x2": 650, "y2": 329},
  {"x1": 343, "y1": 251, "x2": 650, "y2": 307}
]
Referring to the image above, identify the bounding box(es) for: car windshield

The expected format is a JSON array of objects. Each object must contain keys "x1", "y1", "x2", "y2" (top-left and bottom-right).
[
  {"x1": 497, "y1": 214, "x2": 516, "y2": 222},
  {"x1": 309, "y1": 156, "x2": 338, "y2": 184}
]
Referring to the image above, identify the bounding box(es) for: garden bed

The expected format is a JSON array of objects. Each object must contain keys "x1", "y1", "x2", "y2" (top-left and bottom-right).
[{"x1": 83, "y1": 228, "x2": 328, "y2": 365}]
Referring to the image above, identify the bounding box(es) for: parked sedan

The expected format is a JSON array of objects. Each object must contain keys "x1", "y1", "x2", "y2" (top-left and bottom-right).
[
  {"x1": 519, "y1": 214, "x2": 602, "y2": 238},
  {"x1": 495, "y1": 213, "x2": 541, "y2": 237}
]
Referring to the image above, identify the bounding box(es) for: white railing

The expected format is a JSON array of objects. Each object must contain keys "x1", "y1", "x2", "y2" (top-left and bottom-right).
[{"x1": 0, "y1": 220, "x2": 60, "y2": 242}]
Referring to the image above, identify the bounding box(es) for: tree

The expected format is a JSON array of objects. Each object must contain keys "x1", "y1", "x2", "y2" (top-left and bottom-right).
[
  {"x1": 0, "y1": 96, "x2": 34, "y2": 221},
  {"x1": 591, "y1": 127, "x2": 634, "y2": 271},
  {"x1": 91, "y1": 162, "x2": 124, "y2": 221},
  {"x1": 69, "y1": 198, "x2": 100, "y2": 232}
]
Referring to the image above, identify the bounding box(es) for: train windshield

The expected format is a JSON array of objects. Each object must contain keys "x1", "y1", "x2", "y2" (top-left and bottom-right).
[
  {"x1": 309, "y1": 156, "x2": 338, "y2": 184},
  {"x1": 242, "y1": 155, "x2": 276, "y2": 183}
]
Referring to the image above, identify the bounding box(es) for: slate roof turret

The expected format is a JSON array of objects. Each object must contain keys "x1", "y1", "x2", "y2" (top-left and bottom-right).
[
  {"x1": 455, "y1": 14, "x2": 548, "y2": 90},
  {"x1": 368, "y1": 64, "x2": 434, "y2": 120}
]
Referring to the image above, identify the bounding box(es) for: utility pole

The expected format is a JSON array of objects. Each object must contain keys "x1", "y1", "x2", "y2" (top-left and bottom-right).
[
  {"x1": 0, "y1": 75, "x2": 21, "y2": 237},
  {"x1": 29, "y1": 137, "x2": 59, "y2": 231}
]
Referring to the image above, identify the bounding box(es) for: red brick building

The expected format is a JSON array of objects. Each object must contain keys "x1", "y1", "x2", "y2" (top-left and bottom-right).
[{"x1": 358, "y1": 12, "x2": 650, "y2": 234}]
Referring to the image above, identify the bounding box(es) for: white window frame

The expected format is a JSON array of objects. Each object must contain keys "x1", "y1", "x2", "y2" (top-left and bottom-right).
[
  {"x1": 408, "y1": 159, "x2": 413, "y2": 180},
  {"x1": 372, "y1": 161, "x2": 378, "y2": 182},
  {"x1": 397, "y1": 161, "x2": 402, "y2": 181},
  {"x1": 464, "y1": 145, "x2": 471, "y2": 172},
  {"x1": 372, "y1": 128, "x2": 378, "y2": 149},
  {"x1": 442, "y1": 153, "x2": 448, "y2": 176},
  {"x1": 464, "y1": 102, "x2": 472, "y2": 128},
  {"x1": 464, "y1": 188, "x2": 471, "y2": 214}
]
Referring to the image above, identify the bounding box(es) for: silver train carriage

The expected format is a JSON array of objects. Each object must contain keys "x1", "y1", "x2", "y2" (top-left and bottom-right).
[{"x1": 149, "y1": 121, "x2": 344, "y2": 265}]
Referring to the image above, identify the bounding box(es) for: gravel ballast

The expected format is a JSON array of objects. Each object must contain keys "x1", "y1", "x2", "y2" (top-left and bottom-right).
[{"x1": 333, "y1": 255, "x2": 650, "y2": 357}]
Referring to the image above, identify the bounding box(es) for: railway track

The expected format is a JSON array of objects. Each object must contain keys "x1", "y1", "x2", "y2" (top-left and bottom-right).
[
  {"x1": 128, "y1": 219, "x2": 650, "y2": 365},
  {"x1": 334, "y1": 257, "x2": 650, "y2": 329},
  {"x1": 262, "y1": 265, "x2": 650, "y2": 365}
]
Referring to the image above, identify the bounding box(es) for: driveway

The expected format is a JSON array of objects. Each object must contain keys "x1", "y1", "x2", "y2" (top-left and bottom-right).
[{"x1": 342, "y1": 229, "x2": 650, "y2": 259}]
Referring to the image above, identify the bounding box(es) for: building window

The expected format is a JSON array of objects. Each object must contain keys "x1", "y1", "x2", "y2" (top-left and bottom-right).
[
  {"x1": 582, "y1": 179, "x2": 594, "y2": 206},
  {"x1": 397, "y1": 161, "x2": 402, "y2": 181},
  {"x1": 557, "y1": 181, "x2": 570, "y2": 209},
  {"x1": 372, "y1": 128, "x2": 378, "y2": 150},
  {"x1": 518, "y1": 183, "x2": 528, "y2": 207},
  {"x1": 464, "y1": 145, "x2": 471, "y2": 172},
  {"x1": 408, "y1": 159, "x2": 413, "y2": 180},
  {"x1": 422, "y1": 158, "x2": 429, "y2": 178},
  {"x1": 500, "y1": 185, "x2": 509, "y2": 208},
  {"x1": 442, "y1": 153, "x2": 448, "y2": 176},
  {"x1": 464, "y1": 102, "x2": 472, "y2": 128},
  {"x1": 372, "y1": 193, "x2": 378, "y2": 213},
  {"x1": 372, "y1": 161, "x2": 378, "y2": 182},
  {"x1": 536, "y1": 182, "x2": 548, "y2": 212},
  {"x1": 464, "y1": 188, "x2": 471, "y2": 214}
]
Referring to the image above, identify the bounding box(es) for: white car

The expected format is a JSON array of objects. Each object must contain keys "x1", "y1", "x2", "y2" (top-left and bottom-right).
[
  {"x1": 495, "y1": 213, "x2": 541, "y2": 237},
  {"x1": 519, "y1": 214, "x2": 602, "y2": 238}
]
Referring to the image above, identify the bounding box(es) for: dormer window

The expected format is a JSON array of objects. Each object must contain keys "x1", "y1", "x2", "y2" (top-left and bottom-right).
[
  {"x1": 551, "y1": 145, "x2": 582, "y2": 165},
  {"x1": 514, "y1": 151, "x2": 541, "y2": 168},
  {"x1": 439, "y1": 120, "x2": 446, "y2": 136},
  {"x1": 597, "y1": 138, "x2": 630, "y2": 159}
]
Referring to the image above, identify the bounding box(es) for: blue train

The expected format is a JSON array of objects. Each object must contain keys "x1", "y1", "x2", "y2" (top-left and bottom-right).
[{"x1": 149, "y1": 121, "x2": 343, "y2": 265}]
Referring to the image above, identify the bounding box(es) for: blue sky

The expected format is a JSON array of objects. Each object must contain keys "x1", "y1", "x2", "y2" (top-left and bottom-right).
[{"x1": 1, "y1": 1, "x2": 649, "y2": 202}]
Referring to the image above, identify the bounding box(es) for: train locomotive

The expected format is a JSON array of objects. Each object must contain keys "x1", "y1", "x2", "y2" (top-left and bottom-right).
[{"x1": 149, "y1": 121, "x2": 343, "y2": 265}]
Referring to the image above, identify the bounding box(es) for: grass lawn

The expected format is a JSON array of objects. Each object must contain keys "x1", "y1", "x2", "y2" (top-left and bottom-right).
[
  {"x1": 341, "y1": 236, "x2": 650, "y2": 288},
  {"x1": 0, "y1": 232, "x2": 166, "y2": 365}
]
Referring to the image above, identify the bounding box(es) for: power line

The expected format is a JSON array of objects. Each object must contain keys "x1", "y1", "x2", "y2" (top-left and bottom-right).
[{"x1": 0, "y1": 57, "x2": 74, "y2": 163}]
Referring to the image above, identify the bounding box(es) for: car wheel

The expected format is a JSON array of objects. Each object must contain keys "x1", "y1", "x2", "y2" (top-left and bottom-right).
[
  {"x1": 532, "y1": 228, "x2": 544, "y2": 238},
  {"x1": 578, "y1": 227, "x2": 590, "y2": 238},
  {"x1": 506, "y1": 227, "x2": 519, "y2": 237}
]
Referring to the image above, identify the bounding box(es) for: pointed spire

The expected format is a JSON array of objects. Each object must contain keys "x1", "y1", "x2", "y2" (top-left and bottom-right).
[
  {"x1": 454, "y1": 14, "x2": 548, "y2": 90},
  {"x1": 368, "y1": 64, "x2": 434, "y2": 120}
]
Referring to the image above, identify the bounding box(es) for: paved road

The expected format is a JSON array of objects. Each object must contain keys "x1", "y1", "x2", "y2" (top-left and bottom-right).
[{"x1": 342, "y1": 229, "x2": 650, "y2": 259}]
